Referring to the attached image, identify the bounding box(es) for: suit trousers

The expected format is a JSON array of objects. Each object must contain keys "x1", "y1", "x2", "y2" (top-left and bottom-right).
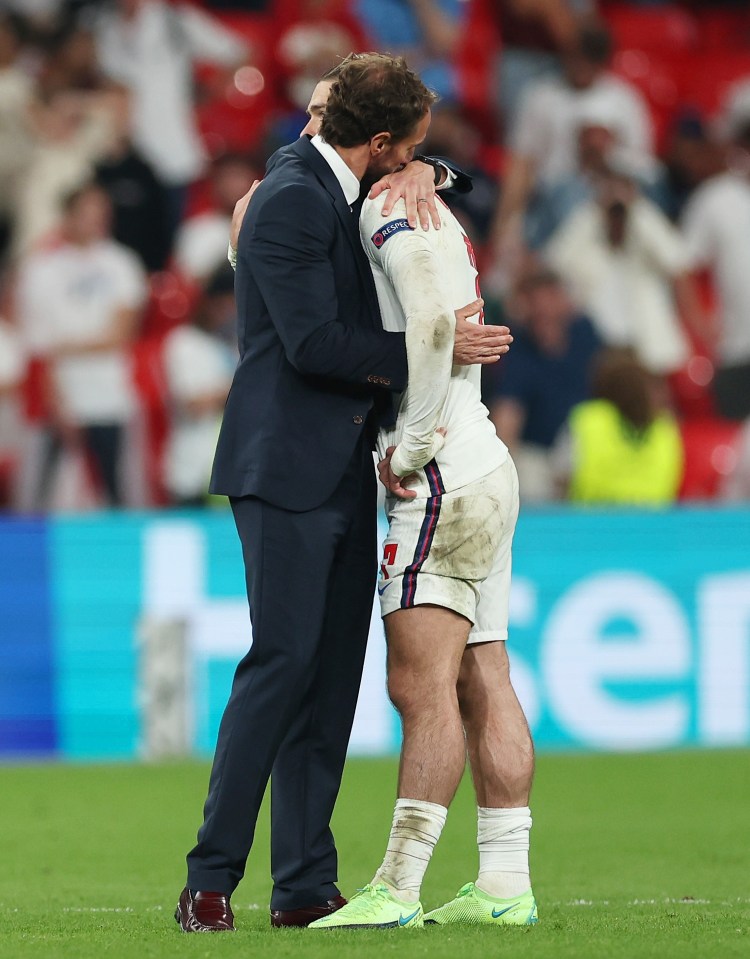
[{"x1": 186, "y1": 434, "x2": 378, "y2": 908}]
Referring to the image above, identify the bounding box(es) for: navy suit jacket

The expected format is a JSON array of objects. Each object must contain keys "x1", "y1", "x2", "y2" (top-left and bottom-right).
[{"x1": 209, "y1": 136, "x2": 409, "y2": 511}]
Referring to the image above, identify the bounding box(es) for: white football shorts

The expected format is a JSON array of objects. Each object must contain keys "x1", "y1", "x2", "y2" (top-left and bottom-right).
[{"x1": 378, "y1": 456, "x2": 519, "y2": 643}]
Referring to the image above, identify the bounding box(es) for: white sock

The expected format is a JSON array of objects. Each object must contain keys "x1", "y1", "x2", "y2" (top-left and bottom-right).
[
  {"x1": 476, "y1": 805, "x2": 532, "y2": 899},
  {"x1": 372, "y1": 798, "x2": 447, "y2": 902}
]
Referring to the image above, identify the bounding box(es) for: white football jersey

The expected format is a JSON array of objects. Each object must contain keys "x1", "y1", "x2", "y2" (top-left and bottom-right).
[{"x1": 359, "y1": 195, "x2": 507, "y2": 497}]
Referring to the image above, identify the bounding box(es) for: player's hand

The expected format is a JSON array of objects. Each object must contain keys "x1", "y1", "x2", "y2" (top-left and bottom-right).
[
  {"x1": 229, "y1": 179, "x2": 262, "y2": 251},
  {"x1": 378, "y1": 446, "x2": 418, "y2": 500},
  {"x1": 368, "y1": 161, "x2": 441, "y2": 231},
  {"x1": 453, "y1": 301, "x2": 512, "y2": 366}
]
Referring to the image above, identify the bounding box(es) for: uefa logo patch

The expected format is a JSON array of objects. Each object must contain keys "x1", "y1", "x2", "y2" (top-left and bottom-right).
[{"x1": 371, "y1": 218, "x2": 412, "y2": 249}]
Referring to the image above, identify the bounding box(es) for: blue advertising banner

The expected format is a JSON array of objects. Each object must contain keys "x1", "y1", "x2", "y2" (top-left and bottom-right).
[
  {"x1": 1, "y1": 507, "x2": 749, "y2": 760},
  {"x1": 0, "y1": 519, "x2": 56, "y2": 755}
]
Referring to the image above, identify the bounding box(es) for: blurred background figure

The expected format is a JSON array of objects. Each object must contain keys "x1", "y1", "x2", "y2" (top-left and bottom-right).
[
  {"x1": 0, "y1": 13, "x2": 35, "y2": 265},
  {"x1": 483, "y1": 266, "x2": 602, "y2": 502},
  {"x1": 15, "y1": 183, "x2": 146, "y2": 508},
  {"x1": 682, "y1": 118, "x2": 750, "y2": 421},
  {"x1": 0, "y1": 309, "x2": 25, "y2": 508},
  {"x1": 93, "y1": 100, "x2": 171, "y2": 273},
  {"x1": 162, "y1": 265, "x2": 236, "y2": 507},
  {"x1": 419, "y1": 103, "x2": 499, "y2": 244},
  {"x1": 493, "y1": 24, "x2": 653, "y2": 288},
  {"x1": 92, "y1": 0, "x2": 249, "y2": 244},
  {"x1": 489, "y1": 20, "x2": 653, "y2": 293},
  {"x1": 545, "y1": 159, "x2": 699, "y2": 376},
  {"x1": 354, "y1": 0, "x2": 465, "y2": 101},
  {"x1": 13, "y1": 87, "x2": 122, "y2": 257},
  {"x1": 527, "y1": 100, "x2": 669, "y2": 249},
  {"x1": 174, "y1": 153, "x2": 258, "y2": 284},
  {"x1": 552, "y1": 348, "x2": 684, "y2": 506},
  {"x1": 490, "y1": 0, "x2": 593, "y2": 129}
]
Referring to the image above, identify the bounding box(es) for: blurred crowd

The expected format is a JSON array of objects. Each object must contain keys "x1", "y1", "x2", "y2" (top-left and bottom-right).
[{"x1": 0, "y1": 0, "x2": 750, "y2": 512}]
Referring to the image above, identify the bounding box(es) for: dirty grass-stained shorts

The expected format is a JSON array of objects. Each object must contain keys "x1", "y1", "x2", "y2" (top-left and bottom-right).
[{"x1": 378, "y1": 456, "x2": 519, "y2": 643}]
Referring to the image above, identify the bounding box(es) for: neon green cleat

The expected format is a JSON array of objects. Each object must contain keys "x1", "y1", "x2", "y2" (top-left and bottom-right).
[
  {"x1": 308, "y1": 884, "x2": 423, "y2": 930},
  {"x1": 424, "y1": 883, "x2": 538, "y2": 926}
]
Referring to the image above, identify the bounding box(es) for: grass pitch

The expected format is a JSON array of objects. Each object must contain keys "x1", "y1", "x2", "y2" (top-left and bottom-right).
[{"x1": 1, "y1": 750, "x2": 748, "y2": 959}]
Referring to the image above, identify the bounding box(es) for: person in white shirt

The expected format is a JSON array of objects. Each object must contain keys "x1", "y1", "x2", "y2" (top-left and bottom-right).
[
  {"x1": 162, "y1": 267, "x2": 235, "y2": 505},
  {"x1": 94, "y1": 0, "x2": 248, "y2": 236},
  {"x1": 16, "y1": 182, "x2": 146, "y2": 506},
  {"x1": 546, "y1": 161, "x2": 697, "y2": 376},
  {"x1": 174, "y1": 154, "x2": 257, "y2": 284},
  {"x1": 311, "y1": 164, "x2": 536, "y2": 929},
  {"x1": 489, "y1": 21, "x2": 653, "y2": 291},
  {"x1": 682, "y1": 119, "x2": 750, "y2": 420}
]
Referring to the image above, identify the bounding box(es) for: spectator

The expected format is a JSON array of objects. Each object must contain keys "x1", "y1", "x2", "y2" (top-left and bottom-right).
[
  {"x1": 0, "y1": 314, "x2": 25, "y2": 508},
  {"x1": 162, "y1": 266, "x2": 236, "y2": 507},
  {"x1": 16, "y1": 182, "x2": 146, "y2": 507},
  {"x1": 661, "y1": 111, "x2": 725, "y2": 223},
  {"x1": 490, "y1": 0, "x2": 594, "y2": 129},
  {"x1": 94, "y1": 107, "x2": 172, "y2": 273},
  {"x1": 93, "y1": 0, "x2": 248, "y2": 242},
  {"x1": 276, "y1": 0, "x2": 368, "y2": 120},
  {"x1": 483, "y1": 266, "x2": 601, "y2": 501},
  {"x1": 552, "y1": 349, "x2": 684, "y2": 506},
  {"x1": 0, "y1": 14, "x2": 36, "y2": 261},
  {"x1": 490, "y1": 21, "x2": 653, "y2": 291},
  {"x1": 174, "y1": 154, "x2": 258, "y2": 284},
  {"x1": 415, "y1": 104, "x2": 499, "y2": 244},
  {"x1": 682, "y1": 119, "x2": 750, "y2": 420},
  {"x1": 14, "y1": 87, "x2": 121, "y2": 256},
  {"x1": 546, "y1": 160, "x2": 697, "y2": 375},
  {"x1": 354, "y1": 0, "x2": 465, "y2": 100},
  {"x1": 528, "y1": 101, "x2": 668, "y2": 248},
  {"x1": 37, "y1": 25, "x2": 106, "y2": 98}
]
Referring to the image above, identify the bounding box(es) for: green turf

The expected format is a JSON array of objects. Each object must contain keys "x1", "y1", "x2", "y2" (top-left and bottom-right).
[{"x1": 1, "y1": 750, "x2": 748, "y2": 958}]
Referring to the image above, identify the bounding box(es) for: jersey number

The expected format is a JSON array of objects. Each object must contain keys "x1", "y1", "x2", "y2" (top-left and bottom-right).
[{"x1": 381, "y1": 542, "x2": 398, "y2": 579}]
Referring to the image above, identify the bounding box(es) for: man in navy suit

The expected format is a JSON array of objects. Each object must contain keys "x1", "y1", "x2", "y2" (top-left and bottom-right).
[{"x1": 177, "y1": 54, "x2": 511, "y2": 934}]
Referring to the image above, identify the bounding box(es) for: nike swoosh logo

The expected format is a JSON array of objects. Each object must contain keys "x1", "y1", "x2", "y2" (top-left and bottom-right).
[
  {"x1": 377, "y1": 582, "x2": 392, "y2": 595},
  {"x1": 492, "y1": 905, "x2": 517, "y2": 919},
  {"x1": 399, "y1": 908, "x2": 420, "y2": 926}
]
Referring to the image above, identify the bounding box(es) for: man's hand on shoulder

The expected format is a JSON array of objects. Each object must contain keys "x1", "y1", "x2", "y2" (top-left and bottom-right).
[
  {"x1": 452, "y1": 299, "x2": 513, "y2": 366},
  {"x1": 368, "y1": 161, "x2": 442, "y2": 232}
]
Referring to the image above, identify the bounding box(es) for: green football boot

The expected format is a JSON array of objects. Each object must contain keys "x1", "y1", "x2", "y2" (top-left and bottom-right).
[
  {"x1": 308, "y1": 883, "x2": 423, "y2": 930},
  {"x1": 424, "y1": 883, "x2": 538, "y2": 926}
]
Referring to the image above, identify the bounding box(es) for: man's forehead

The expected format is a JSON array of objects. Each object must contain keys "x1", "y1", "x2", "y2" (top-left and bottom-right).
[{"x1": 307, "y1": 80, "x2": 334, "y2": 113}]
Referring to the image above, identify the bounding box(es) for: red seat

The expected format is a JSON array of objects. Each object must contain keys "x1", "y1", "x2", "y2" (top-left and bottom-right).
[
  {"x1": 131, "y1": 334, "x2": 170, "y2": 505},
  {"x1": 679, "y1": 417, "x2": 742, "y2": 500},
  {"x1": 604, "y1": 4, "x2": 698, "y2": 54}
]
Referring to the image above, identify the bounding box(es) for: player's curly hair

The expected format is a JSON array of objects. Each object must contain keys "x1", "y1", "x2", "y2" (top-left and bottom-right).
[{"x1": 320, "y1": 53, "x2": 437, "y2": 149}]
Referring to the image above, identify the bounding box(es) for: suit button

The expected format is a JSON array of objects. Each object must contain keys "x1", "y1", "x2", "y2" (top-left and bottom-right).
[{"x1": 353, "y1": 415, "x2": 364, "y2": 425}]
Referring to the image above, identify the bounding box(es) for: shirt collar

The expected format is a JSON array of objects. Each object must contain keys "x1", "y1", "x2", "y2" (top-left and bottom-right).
[{"x1": 311, "y1": 134, "x2": 361, "y2": 206}]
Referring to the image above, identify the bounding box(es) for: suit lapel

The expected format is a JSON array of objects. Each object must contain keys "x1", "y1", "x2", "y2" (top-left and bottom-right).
[{"x1": 291, "y1": 138, "x2": 382, "y2": 329}]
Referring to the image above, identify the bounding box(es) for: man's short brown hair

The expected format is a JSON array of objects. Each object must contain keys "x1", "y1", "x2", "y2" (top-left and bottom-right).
[{"x1": 320, "y1": 53, "x2": 437, "y2": 148}]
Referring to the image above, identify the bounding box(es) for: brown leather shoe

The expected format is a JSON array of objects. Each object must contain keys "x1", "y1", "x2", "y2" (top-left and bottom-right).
[
  {"x1": 270, "y1": 895, "x2": 347, "y2": 928},
  {"x1": 175, "y1": 887, "x2": 235, "y2": 932}
]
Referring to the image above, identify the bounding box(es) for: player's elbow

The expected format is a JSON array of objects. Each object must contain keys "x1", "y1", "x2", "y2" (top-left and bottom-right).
[
  {"x1": 287, "y1": 325, "x2": 332, "y2": 376},
  {"x1": 409, "y1": 309, "x2": 454, "y2": 354}
]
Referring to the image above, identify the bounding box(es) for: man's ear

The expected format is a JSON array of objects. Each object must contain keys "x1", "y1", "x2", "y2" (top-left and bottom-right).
[{"x1": 370, "y1": 132, "x2": 391, "y2": 155}]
